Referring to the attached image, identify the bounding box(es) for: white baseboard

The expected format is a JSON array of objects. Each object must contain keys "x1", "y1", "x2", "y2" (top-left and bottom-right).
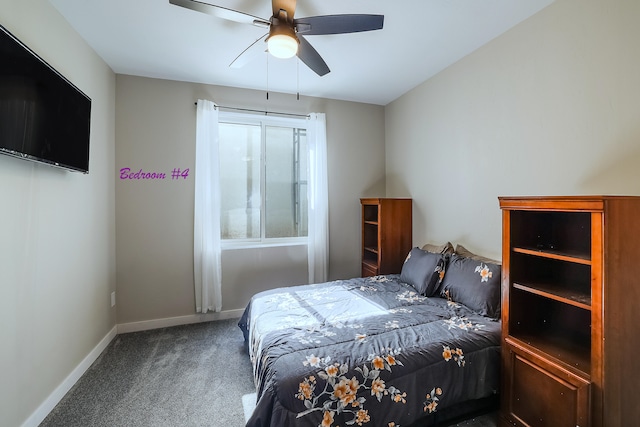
[
  {"x1": 21, "y1": 325, "x2": 118, "y2": 427},
  {"x1": 116, "y1": 309, "x2": 245, "y2": 334}
]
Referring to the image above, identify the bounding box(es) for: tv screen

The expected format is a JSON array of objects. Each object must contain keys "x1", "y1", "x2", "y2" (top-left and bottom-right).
[{"x1": 0, "y1": 24, "x2": 91, "y2": 173}]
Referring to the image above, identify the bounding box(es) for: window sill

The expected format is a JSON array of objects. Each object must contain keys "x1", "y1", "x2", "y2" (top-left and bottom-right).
[{"x1": 221, "y1": 240, "x2": 308, "y2": 251}]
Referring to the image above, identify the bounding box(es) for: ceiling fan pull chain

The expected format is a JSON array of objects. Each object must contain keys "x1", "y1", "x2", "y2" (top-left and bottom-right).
[
  {"x1": 266, "y1": 53, "x2": 269, "y2": 100},
  {"x1": 297, "y1": 58, "x2": 300, "y2": 101}
]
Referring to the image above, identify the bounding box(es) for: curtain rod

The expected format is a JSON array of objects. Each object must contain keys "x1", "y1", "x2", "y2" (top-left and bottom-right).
[{"x1": 194, "y1": 102, "x2": 310, "y2": 118}]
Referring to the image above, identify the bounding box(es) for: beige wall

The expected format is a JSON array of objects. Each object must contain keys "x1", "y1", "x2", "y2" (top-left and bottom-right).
[
  {"x1": 115, "y1": 75, "x2": 385, "y2": 323},
  {"x1": 385, "y1": 0, "x2": 640, "y2": 261},
  {"x1": 0, "y1": 1, "x2": 116, "y2": 426}
]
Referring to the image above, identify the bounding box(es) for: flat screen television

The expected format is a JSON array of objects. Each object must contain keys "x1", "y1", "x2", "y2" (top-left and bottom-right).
[{"x1": 0, "y1": 24, "x2": 91, "y2": 173}]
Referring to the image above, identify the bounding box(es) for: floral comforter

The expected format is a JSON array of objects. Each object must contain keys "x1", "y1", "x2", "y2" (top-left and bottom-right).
[{"x1": 238, "y1": 275, "x2": 500, "y2": 427}]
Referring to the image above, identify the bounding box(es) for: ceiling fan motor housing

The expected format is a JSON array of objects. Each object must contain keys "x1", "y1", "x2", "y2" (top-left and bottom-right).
[{"x1": 267, "y1": 15, "x2": 299, "y2": 58}]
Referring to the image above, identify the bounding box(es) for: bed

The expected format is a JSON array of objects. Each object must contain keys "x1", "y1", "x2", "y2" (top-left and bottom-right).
[{"x1": 238, "y1": 244, "x2": 502, "y2": 427}]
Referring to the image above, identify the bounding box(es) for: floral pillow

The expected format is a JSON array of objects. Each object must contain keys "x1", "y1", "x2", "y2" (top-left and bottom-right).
[
  {"x1": 439, "y1": 253, "x2": 501, "y2": 318},
  {"x1": 400, "y1": 247, "x2": 446, "y2": 296}
]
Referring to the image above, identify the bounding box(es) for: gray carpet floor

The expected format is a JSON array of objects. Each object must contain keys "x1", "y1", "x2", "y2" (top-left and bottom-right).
[{"x1": 39, "y1": 318, "x2": 497, "y2": 427}]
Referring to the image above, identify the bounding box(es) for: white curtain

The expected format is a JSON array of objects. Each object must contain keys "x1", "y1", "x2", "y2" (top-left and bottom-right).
[
  {"x1": 307, "y1": 113, "x2": 329, "y2": 284},
  {"x1": 194, "y1": 99, "x2": 222, "y2": 313}
]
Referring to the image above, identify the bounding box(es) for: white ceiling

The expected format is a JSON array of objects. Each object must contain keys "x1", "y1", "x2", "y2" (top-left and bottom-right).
[{"x1": 49, "y1": 0, "x2": 554, "y2": 106}]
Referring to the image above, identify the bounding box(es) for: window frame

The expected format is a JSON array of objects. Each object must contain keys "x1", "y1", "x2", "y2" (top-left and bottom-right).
[{"x1": 218, "y1": 111, "x2": 309, "y2": 250}]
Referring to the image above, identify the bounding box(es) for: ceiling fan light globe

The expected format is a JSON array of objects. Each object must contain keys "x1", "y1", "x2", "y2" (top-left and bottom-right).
[{"x1": 268, "y1": 34, "x2": 298, "y2": 59}]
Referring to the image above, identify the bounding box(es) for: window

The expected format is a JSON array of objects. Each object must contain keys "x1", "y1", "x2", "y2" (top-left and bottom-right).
[{"x1": 218, "y1": 112, "x2": 309, "y2": 245}]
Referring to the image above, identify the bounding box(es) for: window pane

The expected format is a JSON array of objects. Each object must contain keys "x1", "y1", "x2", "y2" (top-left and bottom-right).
[
  {"x1": 265, "y1": 126, "x2": 308, "y2": 238},
  {"x1": 219, "y1": 123, "x2": 261, "y2": 239}
]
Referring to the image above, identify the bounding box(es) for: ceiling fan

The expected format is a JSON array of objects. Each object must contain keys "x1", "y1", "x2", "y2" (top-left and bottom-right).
[{"x1": 168, "y1": 0, "x2": 384, "y2": 76}]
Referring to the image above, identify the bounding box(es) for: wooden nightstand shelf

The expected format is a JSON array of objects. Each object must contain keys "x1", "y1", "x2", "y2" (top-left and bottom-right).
[
  {"x1": 499, "y1": 196, "x2": 640, "y2": 427},
  {"x1": 360, "y1": 198, "x2": 411, "y2": 277}
]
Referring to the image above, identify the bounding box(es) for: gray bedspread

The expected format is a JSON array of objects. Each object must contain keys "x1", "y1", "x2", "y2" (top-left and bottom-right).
[{"x1": 238, "y1": 274, "x2": 500, "y2": 427}]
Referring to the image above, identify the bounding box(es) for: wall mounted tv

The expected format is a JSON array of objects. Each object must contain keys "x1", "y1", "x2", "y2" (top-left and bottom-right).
[{"x1": 0, "y1": 24, "x2": 91, "y2": 173}]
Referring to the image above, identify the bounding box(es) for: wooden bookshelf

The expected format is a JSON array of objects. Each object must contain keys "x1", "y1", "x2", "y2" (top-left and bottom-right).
[
  {"x1": 360, "y1": 198, "x2": 411, "y2": 277},
  {"x1": 499, "y1": 196, "x2": 640, "y2": 427}
]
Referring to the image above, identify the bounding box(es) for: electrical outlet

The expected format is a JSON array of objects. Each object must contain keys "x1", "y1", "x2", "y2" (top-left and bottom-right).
[{"x1": 111, "y1": 291, "x2": 116, "y2": 307}]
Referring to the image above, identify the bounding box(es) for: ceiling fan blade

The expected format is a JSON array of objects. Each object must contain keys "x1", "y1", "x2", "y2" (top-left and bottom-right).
[
  {"x1": 294, "y1": 14, "x2": 384, "y2": 35},
  {"x1": 272, "y1": 0, "x2": 297, "y2": 22},
  {"x1": 169, "y1": 0, "x2": 270, "y2": 26},
  {"x1": 229, "y1": 34, "x2": 268, "y2": 69},
  {"x1": 297, "y1": 35, "x2": 330, "y2": 76}
]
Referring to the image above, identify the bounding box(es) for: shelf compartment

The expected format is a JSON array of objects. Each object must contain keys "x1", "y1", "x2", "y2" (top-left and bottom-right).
[
  {"x1": 363, "y1": 223, "x2": 378, "y2": 252},
  {"x1": 508, "y1": 289, "x2": 591, "y2": 375},
  {"x1": 510, "y1": 210, "x2": 591, "y2": 259},
  {"x1": 362, "y1": 248, "x2": 378, "y2": 266},
  {"x1": 510, "y1": 251, "x2": 591, "y2": 304},
  {"x1": 363, "y1": 204, "x2": 379, "y2": 223}
]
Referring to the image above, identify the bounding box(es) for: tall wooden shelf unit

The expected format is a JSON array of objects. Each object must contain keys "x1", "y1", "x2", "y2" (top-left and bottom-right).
[
  {"x1": 498, "y1": 196, "x2": 640, "y2": 427},
  {"x1": 360, "y1": 198, "x2": 412, "y2": 277}
]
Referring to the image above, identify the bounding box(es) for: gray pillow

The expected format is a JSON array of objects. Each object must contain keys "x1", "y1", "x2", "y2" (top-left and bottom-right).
[
  {"x1": 439, "y1": 253, "x2": 501, "y2": 318},
  {"x1": 400, "y1": 247, "x2": 446, "y2": 296}
]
